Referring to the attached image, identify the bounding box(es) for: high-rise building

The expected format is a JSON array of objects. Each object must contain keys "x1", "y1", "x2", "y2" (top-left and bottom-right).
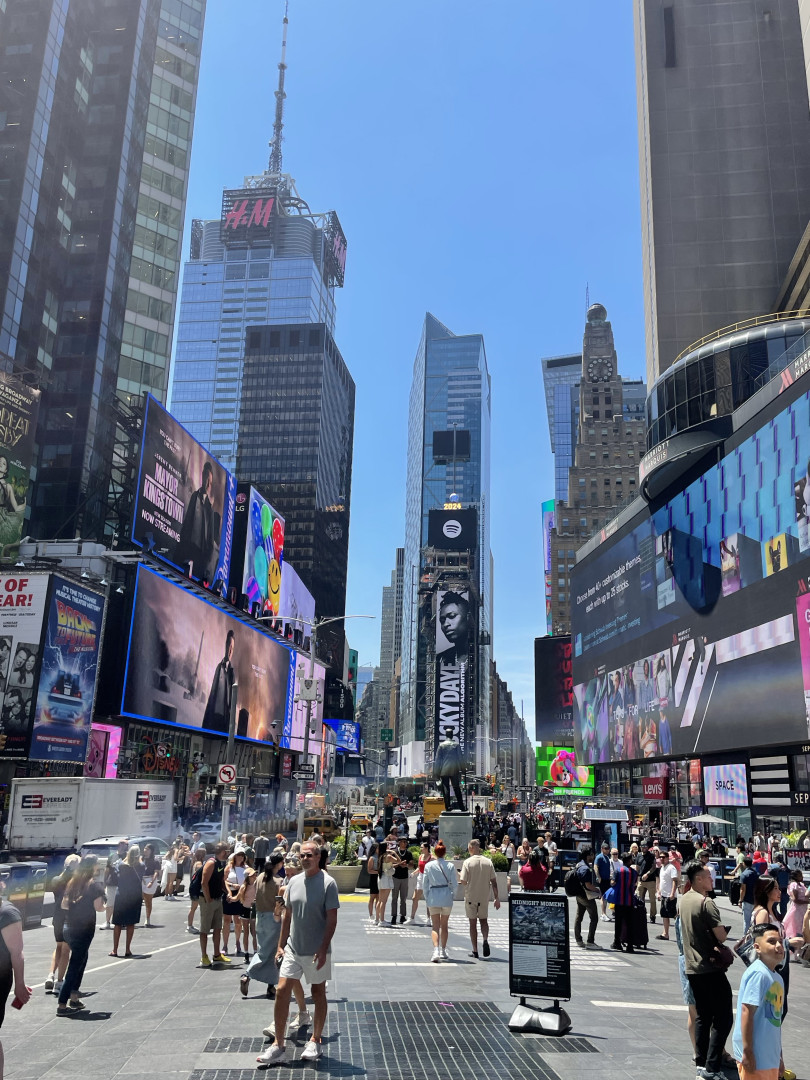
[
  {"x1": 547, "y1": 304, "x2": 647, "y2": 633},
  {"x1": 236, "y1": 321, "x2": 354, "y2": 668},
  {"x1": 379, "y1": 547, "x2": 405, "y2": 696},
  {"x1": 400, "y1": 313, "x2": 492, "y2": 773},
  {"x1": 634, "y1": 0, "x2": 810, "y2": 383},
  {"x1": 168, "y1": 8, "x2": 345, "y2": 472},
  {"x1": 0, "y1": 0, "x2": 205, "y2": 541}
]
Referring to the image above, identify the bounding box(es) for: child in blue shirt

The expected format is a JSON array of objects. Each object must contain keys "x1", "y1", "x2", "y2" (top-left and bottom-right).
[{"x1": 732, "y1": 923, "x2": 784, "y2": 1080}]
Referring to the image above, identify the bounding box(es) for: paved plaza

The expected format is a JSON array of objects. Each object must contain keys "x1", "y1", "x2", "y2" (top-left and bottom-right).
[{"x1": 4, "y1": 890, "x2": 808, "y2": 1080}]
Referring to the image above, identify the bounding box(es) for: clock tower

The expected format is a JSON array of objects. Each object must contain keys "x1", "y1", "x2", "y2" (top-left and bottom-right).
[{"x1": 546, "y1": 302, "x2": 647, "y2": 634}]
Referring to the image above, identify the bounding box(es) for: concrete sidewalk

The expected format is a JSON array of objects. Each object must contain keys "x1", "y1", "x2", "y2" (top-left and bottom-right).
[{"x1": 3, "y1": 889, "x2": 808, "y2": 1079}]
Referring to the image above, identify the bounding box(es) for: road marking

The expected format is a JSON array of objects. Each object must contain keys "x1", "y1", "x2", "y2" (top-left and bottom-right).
[
  {"x1": 30, "y1": 936, "x2": 199, "y2": 989},
  {"x1": 591, "y1": 1000, "x2": 686, "y2": 1012}
]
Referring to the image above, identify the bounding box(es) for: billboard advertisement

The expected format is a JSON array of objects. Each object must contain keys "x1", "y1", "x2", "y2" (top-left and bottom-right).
[
  {"x1": 279, "y1": 562, "x2": 315, "y2": 635},
  {"x1": 324, "y1": 718, "x2": 361, "y2": 753},
  {"x1": 0, "y1": 372, "x2": 40, "y2": 549},
  {"x1": 237, "y1": 486, "x2": 285, "y2": 617},
  {"x1": 571, "y1": 379, "x2": 810, "y2": 764},
  {"x1": 427, "y1": 507, "x2": 478, "y2": 552},
  {"x1": 534, "y1": 636, "x2": 573, "y2": 743},
  {"x1": 29, "y1": 577, "x2": 105, "y2": 763},
  {"x1": 132, "y1": 394, "x2": 235, "y2": 591},
  {"x1": 541, "y1": 499, "x2": 555, "y2": 635},
  {"x1": 435, "y1": 588, "x2": 470, "y2": 765},
  {"x1": 535, "y1": 746, "x2": 594, "y2": 797},
  {"x1": 284, "y1": 655, "x2": 325, "y2": 753},
  {"x1": 122, "y1": 565, "x2": 294, "y2": 744},
  {"x1": 703, "y1": 763, "x2": 748, "y2": 807},
  {"x1": 0, "y1": 573, "x2": 49, "y2": 758}
]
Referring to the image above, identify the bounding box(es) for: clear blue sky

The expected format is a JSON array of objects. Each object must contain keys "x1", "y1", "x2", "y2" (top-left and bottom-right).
[{"x1": 182, "y1": 1, "x2": 646, "y2": 733}]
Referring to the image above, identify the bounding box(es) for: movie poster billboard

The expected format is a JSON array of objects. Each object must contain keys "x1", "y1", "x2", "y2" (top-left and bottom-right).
[
  {"x1": 240, "y1": 487, "x2": 285, "y2": 616},
  {"x1": 122, "y1": 565, "x2": 294, "y2": 744},
  {"x1": 284, "y1": 655, "x2": 325, "y2": 753},
  {"x1": 534, "y1": 636, "x2": 574, "y2": 743},
  {"x1": 132, "y1": 395, "x2": 235, "y2": 591},
  {"x1": 0, "y1": 372, "x2": 40, "y2": 548},
  {"x1": 29, "y1": 576, "x2": 105, "y2": 763},
  {"x1": 0, "y1": 573, "x2": 49, "y2": 757},
  {"x1": 435, "y1": 587, "x2": 470, "y2": 765}
]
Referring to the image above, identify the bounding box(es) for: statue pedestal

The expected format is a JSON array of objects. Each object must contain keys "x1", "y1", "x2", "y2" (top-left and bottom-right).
[{"x1": 438, "y1": 811, "x2": 473, "y2": 853}]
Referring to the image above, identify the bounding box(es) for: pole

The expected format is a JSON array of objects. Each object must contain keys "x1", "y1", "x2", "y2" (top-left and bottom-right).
[
  {"x1": 296, "y1": 621, "x2": 317, "y2": 842},
  {"x1": 220, "y1": 683, "x2": 238, "y2": 842}
]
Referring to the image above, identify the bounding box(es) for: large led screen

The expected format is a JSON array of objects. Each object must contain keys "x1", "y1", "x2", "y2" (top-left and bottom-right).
[
  {"x1": 284, "y1": 655, "x2": 325, "y2": 753},
  {"x1": 571, "y1": 380, "x2": 810, "y2": 765},
  {"x1": 122, "y1": 566, "x2": 294, "y2": 744},
  {"x1": 703, "y1": 763, "x2": 748, "y2": 807},
  {"x1": 534, "y1": 636, "x2": 574, "y2": 742},
  {"x1": 132, "y1": 395, "x2": 235, "y2": 591},
  {"x1": 536, "y1": 746, "x2": 594, "y2": 797},
  {"x1": 235, "y1": 486, "x2": 285, "y2": 616}
]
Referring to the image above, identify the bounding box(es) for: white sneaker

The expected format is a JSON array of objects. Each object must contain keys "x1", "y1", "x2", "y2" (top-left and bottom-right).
[
  {"x1": 257, "y1": 1044, "x2": 288, "y2": 1065},
  {"x1": 431, "y1": 947, "x2": 441, "y2": 963},
  {"x1": 263, "y1": 1023, "x2": 275, "y2": 1038},
  {"x1": 585, "y1": 941, "x2": 603, "y2": 950},
  {"x1": 53, "y1": 980, "x2": 64, "y2": 994},
  {"x1": 440, "y1": 947, "x2": 449, "y2": 960},
  {"x1": 300, "y1": 1041, "x2": 322, "y2": 1061},
  {"x1": 600, "y1": 914, "x2": 609, "y2": 922},
  {"x1": 296, "y1": 1011, "x2": 312, "y2": 1028},
  {"x1": 44, "y1": 973, "x2": 55, "y2": 991}
]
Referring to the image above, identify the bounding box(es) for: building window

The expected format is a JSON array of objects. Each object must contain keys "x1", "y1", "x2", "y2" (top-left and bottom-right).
[{"x1": 593, "y1": 410, "x2": 600, "y2": 419}]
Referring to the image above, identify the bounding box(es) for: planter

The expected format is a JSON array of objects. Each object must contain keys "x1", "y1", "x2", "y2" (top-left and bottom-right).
[
  {"x1": 495, "y1": 872, "x2": 509, "y2": 900},
  {"x1": 329, "y1": 864, "x2": 361, "y2": 893}
]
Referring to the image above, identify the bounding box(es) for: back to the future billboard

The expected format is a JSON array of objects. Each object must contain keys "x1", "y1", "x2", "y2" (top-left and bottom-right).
[{"x1": 571, "y1": 378, "x2": 810, "y2": 766}]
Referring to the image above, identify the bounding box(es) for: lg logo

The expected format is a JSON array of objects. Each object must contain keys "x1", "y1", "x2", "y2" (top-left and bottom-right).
[{"x1": 443, "y1": 520, "x2": 462, "y2": 539}]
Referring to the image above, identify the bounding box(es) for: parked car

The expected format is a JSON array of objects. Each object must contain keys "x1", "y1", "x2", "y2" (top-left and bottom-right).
[
  {"x1": 186, "y1": 822, "x2": 222, "y2": 846},
  {"x1": 79, "y1": 834, "x2": 172, "y2": 881}
]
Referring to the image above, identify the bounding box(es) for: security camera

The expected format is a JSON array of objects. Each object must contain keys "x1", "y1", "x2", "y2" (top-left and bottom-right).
[{"x1": 270, "y1": 720, "x2": 279, "y2": 730}]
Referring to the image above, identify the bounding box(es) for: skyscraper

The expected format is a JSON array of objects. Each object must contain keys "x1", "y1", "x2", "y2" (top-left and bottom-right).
[
  {"x1": 634, "y1": 0, "x2": 810, "y2": 383},
  {"x1": 168, "y1": 8, "x2": 345, "y2": 472},
  {"x1": 236, "y1": 321, "x2": 354, "y2": 668},
  {"x1": 547, "y1": 304, "x2": 647, "y2": 633},
  {"x1": 400, "y1": 313, "x2": 492, "y2": 772},
  {"x1": 0, "y1": 0, "x2": 205, "y2": 541}
]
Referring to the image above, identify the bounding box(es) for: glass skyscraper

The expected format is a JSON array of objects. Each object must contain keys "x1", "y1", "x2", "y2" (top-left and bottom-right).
[
  {"x1": 0, "y1": 0, "x2": 205, "y2": 542},
  {"x1": 400, "y1": 313, "x2": 492, "y2": 770},
  {"x1": 168, "y1": 201, "x2": 338, "y2": 471}
]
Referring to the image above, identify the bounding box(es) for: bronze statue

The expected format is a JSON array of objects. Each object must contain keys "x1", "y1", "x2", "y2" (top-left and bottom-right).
[{"x1": 433, "y1": 725, "x2": 466, "y2": 812}]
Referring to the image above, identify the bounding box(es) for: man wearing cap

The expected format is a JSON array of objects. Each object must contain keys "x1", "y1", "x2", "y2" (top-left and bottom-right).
[{"x1": 636, "y1": 838, "x2": 659, "y2": 923}]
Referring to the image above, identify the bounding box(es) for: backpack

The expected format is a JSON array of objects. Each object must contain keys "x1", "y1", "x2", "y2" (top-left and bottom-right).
[
  {"x1": 564, "y1": 867, "x2": 584, "y2": 897},
  {"x1": 188, "y1": 860, "x2": 207, "y2": 900}
]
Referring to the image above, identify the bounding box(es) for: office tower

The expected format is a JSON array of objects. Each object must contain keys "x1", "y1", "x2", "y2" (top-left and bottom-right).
[
  {"x1": 547, "y1": 304, "x2": 647, "y2": 633},
  {"x1": 400, "y1": 313, "x2": 492, "y2": 772},
  {"x1": 0, "y1": 0, "x2": 205, "y2": 541},
  {"x1": 236, "y1": 321, "x2": 354, "y2": 667},
  {"x1": 379, "y1": 548, "x2": 405, "y2": 695},
  {"x1": 169, "y1": 8, "x2": 345, "y2": 472},
  {"x1": 634, "y1": 0, "x2": 810, "y2": 383}
]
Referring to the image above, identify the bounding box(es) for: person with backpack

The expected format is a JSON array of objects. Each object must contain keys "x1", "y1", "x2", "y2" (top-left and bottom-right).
[
  {"x1": 567, "y1": 846, "x2": 602, "y2": 949},
  {"x1": 192, "y1": 842, "x2": 231, "y2": 967}
]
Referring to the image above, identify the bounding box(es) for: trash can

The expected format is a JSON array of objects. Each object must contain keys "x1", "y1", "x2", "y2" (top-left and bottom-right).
[{"x1": 0, "y1": 861, "x2": 48, "y2": 929}]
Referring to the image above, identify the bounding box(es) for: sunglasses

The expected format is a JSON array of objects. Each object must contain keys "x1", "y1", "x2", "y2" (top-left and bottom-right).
[{"x1": 300, "y1": 852, "x2": 316, "y2": 858}]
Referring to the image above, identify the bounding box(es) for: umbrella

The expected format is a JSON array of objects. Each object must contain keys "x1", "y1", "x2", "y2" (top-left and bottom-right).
[{"x1": 679, "y1": 813, "x2": 733, "y2": 826}]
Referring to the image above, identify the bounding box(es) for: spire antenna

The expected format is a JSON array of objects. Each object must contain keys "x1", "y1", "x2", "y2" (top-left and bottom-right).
[{"x1": 268, "y1": 1, "x2": 289, "y2": 176}]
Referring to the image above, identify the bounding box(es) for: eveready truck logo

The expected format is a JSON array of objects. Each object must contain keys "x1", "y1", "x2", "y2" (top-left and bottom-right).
[
  {"x1": 135, "y1": 790, "x2": 168, "y2": 810},
  {"x1": 21, "y1": 795, "x2": 72, "y2": 809}
]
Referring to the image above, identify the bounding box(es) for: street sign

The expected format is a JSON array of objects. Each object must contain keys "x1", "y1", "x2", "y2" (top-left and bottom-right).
[
  {"x1": 294, "y1": 763, "x2": 315, "y2": 777},
  {"x1": 380, "y1": 729, "x2": 393, "y2": 742},
  {"x1": 292, "y1": 770, "x2": 316, "y2": 781},
  {"x1": 218, "y1": 764, "x2": 236, "y2": 785}
]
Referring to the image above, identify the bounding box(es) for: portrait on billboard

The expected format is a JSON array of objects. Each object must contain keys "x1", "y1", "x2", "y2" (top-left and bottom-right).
[
  {"x1": 122, "y1": 566, "x2": 293, "y2": 744},
  {"x1": 435, "y1": 588, "x2": 470, "y2": 768},
  {"x1": 8, "y1": 642, "x2": 38, "y2": 689},
  {"x1": 795, "y1": 461, "x2": 810, "y2": 552},
  {"x1": 132, "y1": 395, "x2": 235, "y2": 591},
  {"x1": 0, "y1": 372, "x2": 40, "y2": 548},
  {"x1": 572, "y1": 673, "x2": 608, "y2": 763},
  {"x1": 0, "y1": 636, "x2": 11, "y2": 687},
  {"x1": 436, "y1": 589, "x2": 471, "y2": 666}
]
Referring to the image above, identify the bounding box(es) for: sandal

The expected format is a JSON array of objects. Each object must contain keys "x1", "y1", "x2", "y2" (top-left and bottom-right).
[
  {"x1": 240, "y1": 974, "x2": 250, "y2": 997},
  {"x1": 109, "y1": 951, "x2": 118, "y2": 957},
  {"x1": 124, "y1": 952, "x2": 134, "y2": 958},
  {"x1": 655, "y1": 934, "x2": 670, "y2": 940}
]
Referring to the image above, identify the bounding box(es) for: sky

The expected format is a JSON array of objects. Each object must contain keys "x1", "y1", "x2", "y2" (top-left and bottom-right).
[{"x1": 181, "y1": 0, "x2": 646, "y2": 735}]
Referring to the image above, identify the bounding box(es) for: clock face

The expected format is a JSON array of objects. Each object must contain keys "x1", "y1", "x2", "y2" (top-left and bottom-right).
[{"x1": 587, "y1": 358, "x2": 613, "y2": 382}]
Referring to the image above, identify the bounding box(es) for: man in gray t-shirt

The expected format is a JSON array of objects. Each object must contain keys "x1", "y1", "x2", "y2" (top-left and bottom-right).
[{"x1": 257, "y1": 840, "x2": 340, "y2": 1067}]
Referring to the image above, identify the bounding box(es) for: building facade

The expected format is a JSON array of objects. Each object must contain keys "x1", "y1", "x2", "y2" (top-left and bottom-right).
[
  {"x1": 400, "y1": 313, "x2": 492, "y2": 772},
  {"x1": 235, "y1": 321, "x2": 354, "y2": 670},
  {"x1": 0, "y1": 0, "x2": 205, "y2": 542},
  {"x1": 634, "y1": 0, "x2": 810, "y2": 383},
  {"x1": 548, "y1": 304, "x2": 647, "y2": 634}
]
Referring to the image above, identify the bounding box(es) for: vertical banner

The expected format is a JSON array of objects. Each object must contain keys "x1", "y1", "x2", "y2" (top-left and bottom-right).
[
  {"x1": 435, "y1": 588, "x2": 471, "y2": 764},
  {"x1": 0, "y1": 373, "x2": 41, "y2": 549},
  {"x1": 541, "y1": 499, "x2": 555, "y2": 636},
  {"x1": 0, "y1": 573, "x2": 50, "y2": 757},
  {"x1": 29, "y1": 576, "x2": 105, "y2": 763}
]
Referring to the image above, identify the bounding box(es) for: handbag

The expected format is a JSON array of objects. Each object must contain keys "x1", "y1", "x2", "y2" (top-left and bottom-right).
[
  {"x1": 701, "y1": 897, "x2": 734, "y2": 972},
  {"x1": 734, "y1": 925, "x2": 757, "y2": 967}
]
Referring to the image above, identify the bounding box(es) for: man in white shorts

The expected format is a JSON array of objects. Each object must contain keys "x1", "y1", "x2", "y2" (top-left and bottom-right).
[{"x1": 257, "y1": 840, "x2": 339, "y2": 1065}]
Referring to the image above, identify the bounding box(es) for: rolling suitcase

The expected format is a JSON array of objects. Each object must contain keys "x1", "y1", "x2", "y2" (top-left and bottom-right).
[{"x1": 620, "y1": 898, "x2": 649, "y2": 950}]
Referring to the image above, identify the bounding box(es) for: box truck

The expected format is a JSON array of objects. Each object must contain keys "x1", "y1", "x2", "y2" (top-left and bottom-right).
[{"x1": 7, "y1": 777, "x2": 174, "y2": 855}]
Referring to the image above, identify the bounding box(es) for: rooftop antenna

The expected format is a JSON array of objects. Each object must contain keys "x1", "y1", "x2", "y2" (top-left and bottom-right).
[
  {"x1": 585, "y1": 282, "x2": 590, "y2": 313},
  {"x1": 268, "y1": 1, "x2": 289, "y2": 176}
]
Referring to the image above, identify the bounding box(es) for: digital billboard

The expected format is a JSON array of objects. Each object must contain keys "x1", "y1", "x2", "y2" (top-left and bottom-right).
[
  {"x1": 0, "y1": 573, "x2": 50, "y2": 758},
  {"x1": 122, "y1": 565, "x2": 293, "y2": 744},
  {"x1": 535, "y1": 747, "x2": 594, "y2": 797},
  {"x1": 132, "y1": 394, "x2": 235, "y2": 591},
  {"x1": 324, "y1": 718, "x2": 361, "y2": 754},
  {"x1": 703, "y1": 763, "x2": 748, "y2": 807},
  {"x1": 237, "y1": 486, "x2": 284, "y2": 617},
  {"x1": 279, "y1": 562, "x2": 315, "y2": 635},
  {"x1": 284, "y1": 655, "x2": 325, "y2": 753},
  {"x1": 571, "y1": 378, "x2": 810, "y2": 765},
  {"x1": 534, "y1": 636, "x2": 573, "y2": 743},
  {"x1": 0, "y1": 372, "x2": 40, "y2": 549},
  {"x1": 427, "y1": 508, "x2": 478, "y2": 552},
  {"x1": 29, "y1": 576, "x2": 105, "y2": 763},
  {"x1": 435, "y1": 587, "x2": 471, "y2": 766}
]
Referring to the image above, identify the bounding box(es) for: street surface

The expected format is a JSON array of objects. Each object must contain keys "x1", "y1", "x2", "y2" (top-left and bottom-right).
[{"x1": 5, "y1": 889, "x2": 809, "y2": 1080}]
